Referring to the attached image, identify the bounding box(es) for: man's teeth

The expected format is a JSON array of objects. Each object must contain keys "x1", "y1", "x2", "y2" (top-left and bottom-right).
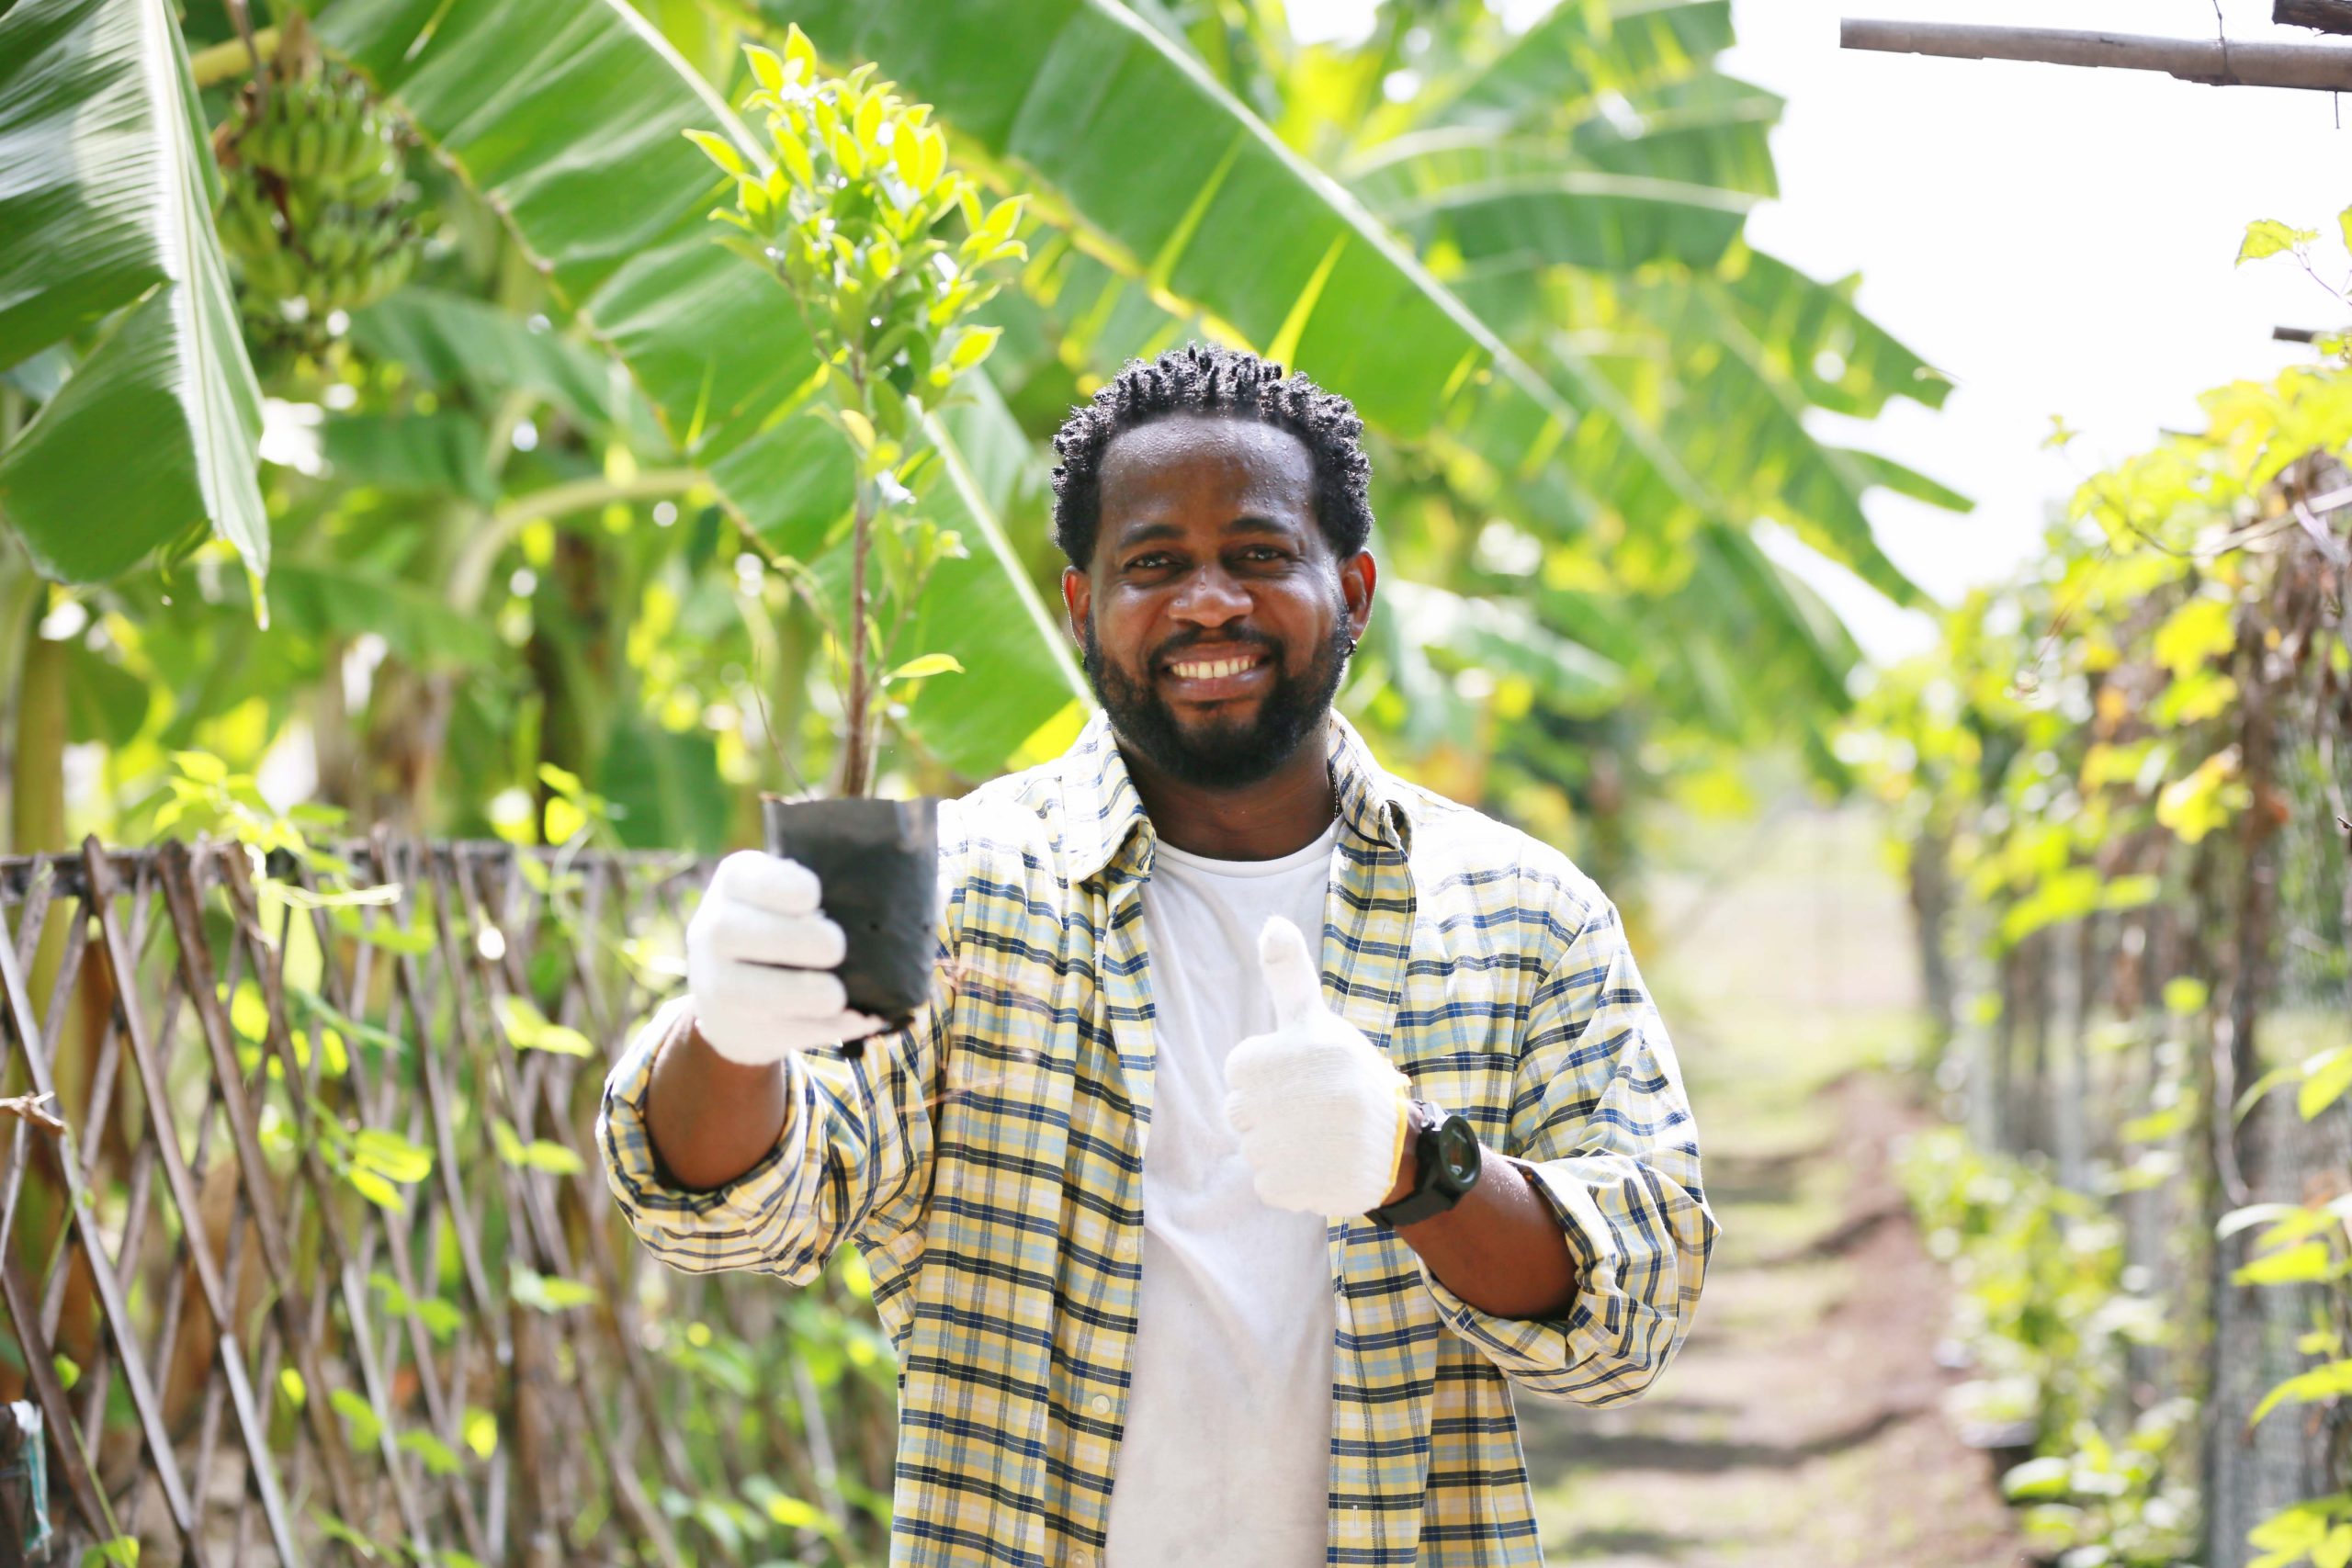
[{"x1": 1170, "y1": 656, "x2": 1262, "y2": 679}]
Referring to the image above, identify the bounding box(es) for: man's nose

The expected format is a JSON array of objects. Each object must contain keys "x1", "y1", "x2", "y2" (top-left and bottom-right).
[{"x1": 1170, "y1": 561, "x2": 1250, "y2": 624}]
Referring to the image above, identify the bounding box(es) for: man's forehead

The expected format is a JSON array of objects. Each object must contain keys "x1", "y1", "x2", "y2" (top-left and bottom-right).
[{"x1": 1098, "y1": 414, "x2": 1315, "y2": 505}]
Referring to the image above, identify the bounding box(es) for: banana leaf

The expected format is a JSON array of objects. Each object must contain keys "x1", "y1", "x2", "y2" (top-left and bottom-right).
[
  {"x1": 0, "y1": 0, "x2": 267, "y2": 581},
  {"x1": 346, "y1": 286, "x2": 673, "y2": 452},
  {"x1": 1430, "y1": 0, "x2": 1736, "y2": 130}
]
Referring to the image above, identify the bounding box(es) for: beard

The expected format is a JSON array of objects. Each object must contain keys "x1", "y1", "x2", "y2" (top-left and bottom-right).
[{"x1": 1081, "y1": 609, "x2": 1354, "y2": 791}]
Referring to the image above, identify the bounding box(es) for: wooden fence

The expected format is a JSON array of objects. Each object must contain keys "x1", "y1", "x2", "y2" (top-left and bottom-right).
[{"x1": 0, "y1": 838, "x2": 895, "y2": 1566}]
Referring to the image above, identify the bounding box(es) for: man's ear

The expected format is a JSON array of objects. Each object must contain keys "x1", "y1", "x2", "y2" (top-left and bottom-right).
[
  {"x1": 1061, "y1": 566, "x2": 1090, "y2": 648},
  {"x1": 1340, "y1": 549, "x2": 1376, "y2": 643}
]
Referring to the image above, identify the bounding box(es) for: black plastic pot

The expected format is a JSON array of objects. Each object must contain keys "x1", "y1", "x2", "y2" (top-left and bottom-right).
[{"x1": 761, "y1": 795, "x2": 941, "y2": 1043}]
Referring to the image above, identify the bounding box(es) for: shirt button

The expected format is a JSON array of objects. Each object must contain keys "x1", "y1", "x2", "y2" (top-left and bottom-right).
[
  {"x1": 1089, "y1": 1393, "x2": 1113, "y2": 1416},
  {"x1": 1072, "y1": 1550, "x2": 1094, "y2": 1568}
]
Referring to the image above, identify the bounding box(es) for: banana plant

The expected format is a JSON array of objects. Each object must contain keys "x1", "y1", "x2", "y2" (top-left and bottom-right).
[{"x1": 0, "y1": 0, "x2": 268, "y2": 583}]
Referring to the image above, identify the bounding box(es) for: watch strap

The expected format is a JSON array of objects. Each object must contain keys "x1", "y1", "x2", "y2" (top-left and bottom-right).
[{"x1": 1366, "y1": 1101, "x2": 1476, "y2": 1227}]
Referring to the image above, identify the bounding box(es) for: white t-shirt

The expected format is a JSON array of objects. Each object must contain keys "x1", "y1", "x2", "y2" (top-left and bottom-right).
[{"x1": 1101, "y1": 818, "x2": 1345, "y2": 1567}]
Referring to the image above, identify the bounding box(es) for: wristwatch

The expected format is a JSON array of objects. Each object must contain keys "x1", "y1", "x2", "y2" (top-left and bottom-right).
[{"x1": 1365, "y1": 1100, "x2": 1482, "y2": 1227}]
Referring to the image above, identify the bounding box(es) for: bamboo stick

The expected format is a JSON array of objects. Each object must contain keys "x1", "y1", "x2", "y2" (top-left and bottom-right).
[
  {"x1": 1839, "y1": 18, "x2": 2352, "y2": 91},
  {"x1": 2276, "y1": 0, "x2": 2352, "y2": 37}
]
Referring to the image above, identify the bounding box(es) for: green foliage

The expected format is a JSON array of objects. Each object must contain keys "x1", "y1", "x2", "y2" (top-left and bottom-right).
[{"x1": 1899, "y1": 1128, "x2": 2199, "y2": 1565}]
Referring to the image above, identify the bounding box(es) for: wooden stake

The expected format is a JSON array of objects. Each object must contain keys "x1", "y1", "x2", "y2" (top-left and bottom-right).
[{"x1": 1840, "y1": 18, "x2": 2352, "y2": 91}]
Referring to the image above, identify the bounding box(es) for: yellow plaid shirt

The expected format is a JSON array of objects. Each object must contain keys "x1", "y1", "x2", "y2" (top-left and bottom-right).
[{"x1": 598, "y1": 707, "x2": 1717, "y2": 1567}]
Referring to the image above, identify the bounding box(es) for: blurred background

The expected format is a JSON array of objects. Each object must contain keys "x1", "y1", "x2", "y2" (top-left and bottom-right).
[{"x1": 0, "y1": 0, "x2": 2347, "y2": 1563}]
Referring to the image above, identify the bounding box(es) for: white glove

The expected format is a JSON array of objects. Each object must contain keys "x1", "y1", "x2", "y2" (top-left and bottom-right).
[
  {"x1": 1223, "y1": 915, "x2": 1414, "y2": 1216},
  {"x1": 685, "y1": 851, "x2": 887, "y2": 1066}
]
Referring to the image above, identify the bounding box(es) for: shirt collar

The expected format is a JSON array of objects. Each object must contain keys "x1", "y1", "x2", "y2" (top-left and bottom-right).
[{"x1": 1057, "y1": 705, "x2": 1415, "y2": 887}]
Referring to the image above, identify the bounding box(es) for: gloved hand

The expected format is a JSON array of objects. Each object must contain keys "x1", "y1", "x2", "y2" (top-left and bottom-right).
[
  {"x1": 685, "y1": 850, "x2": 887, "y2": 1066},
  {"x1": 1223, "y1": 915, "x2": 1415, "y2": 1216}
]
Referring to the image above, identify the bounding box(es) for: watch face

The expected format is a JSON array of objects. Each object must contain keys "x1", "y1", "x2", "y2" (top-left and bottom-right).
[{"x1": 1432, "y1": 1115, "x2": 1481, "y2": 1185}]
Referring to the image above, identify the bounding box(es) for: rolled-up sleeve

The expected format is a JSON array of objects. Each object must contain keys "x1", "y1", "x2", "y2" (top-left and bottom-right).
[
  {"x1": 1418, "y1": 894, "x2": 1718, "y2": 1405},
  {"x1": 596, "y1": 816, "x2": 970, "y2": 1282},
  {"x1": 596, "y1": 997, "x2": 947, "y2": 1282}
]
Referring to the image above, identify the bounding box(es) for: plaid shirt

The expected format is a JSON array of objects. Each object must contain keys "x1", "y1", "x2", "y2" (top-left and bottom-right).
[{"x1": 598, "y1": 707, "x2": 1716, "y2": 1567}]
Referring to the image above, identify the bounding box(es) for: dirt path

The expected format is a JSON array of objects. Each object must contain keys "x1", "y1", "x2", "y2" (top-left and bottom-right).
[{"x1": 1518, "y1": 807, "x2": 2028, "y2": 1566}]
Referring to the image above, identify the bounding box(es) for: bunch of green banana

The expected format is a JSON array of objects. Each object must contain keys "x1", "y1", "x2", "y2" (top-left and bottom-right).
[
  {"x1": 214, "y1": 52, "x2": 421, "y2": 328},
  {"x1": 233, "y1": 68, "x2": 400, "y2": 195}
]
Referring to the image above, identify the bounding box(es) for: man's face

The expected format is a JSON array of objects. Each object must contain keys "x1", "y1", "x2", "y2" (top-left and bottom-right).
[{"x1": 1061, "y1": 413, "x2": 1373, "y2": 791}]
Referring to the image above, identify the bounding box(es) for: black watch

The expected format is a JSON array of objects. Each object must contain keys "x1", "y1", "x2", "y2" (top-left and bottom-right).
[{"x1": 1366, "y1": 1100, "x2": 1482, "y2": 1228}]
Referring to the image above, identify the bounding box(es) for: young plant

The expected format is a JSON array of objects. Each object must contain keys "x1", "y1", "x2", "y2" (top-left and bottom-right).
[{"x1": 688, "y1": 28, "x2": 1029, "y2": 797}]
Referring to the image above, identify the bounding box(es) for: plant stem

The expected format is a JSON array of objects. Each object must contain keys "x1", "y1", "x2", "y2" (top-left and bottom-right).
[
  {"x1": 190, "y1": 26, "x2": 279, "y2": 90},
  {"x1": 842, "y1": 479, "x2": 875, "y2": 796}
]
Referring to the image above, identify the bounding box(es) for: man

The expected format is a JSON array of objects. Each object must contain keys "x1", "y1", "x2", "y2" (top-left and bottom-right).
[{"x1": 598, "y1": 343, "x2": 1716, "y2": 1568}]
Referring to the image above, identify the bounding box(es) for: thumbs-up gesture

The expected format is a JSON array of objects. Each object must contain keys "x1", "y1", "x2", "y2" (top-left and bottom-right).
[{"x1": 1223, "y1": 916, "x2": 1415, "y2": 1216}]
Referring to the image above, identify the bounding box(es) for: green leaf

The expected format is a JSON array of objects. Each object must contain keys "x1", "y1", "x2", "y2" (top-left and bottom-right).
[
  {"x1": 346, "y1": 1167, "x2": 407, "y2": 1214},
  {"x1": 492, "y1": 995, "x2": 594, "y2": 1058},
  {"x1": 351, "y1": 1128, "x2": 434, "y2": 1184},
  {"x1": 2249, "y1": 1359, "x2": 2352, "y2": 1426},
  {"x1": 885, "y1": 651, "x2": 964, "y2": 682},
  {"x1": 270, "y1": 561, "x2": 502, "y2": 672},
  {"x1": 345, "y1": 288, "x2": 667, "y2": 449},
  {"x1": 683, "y1": 127, "x2": 750, "y2": 177},
  {"x1": 64, "y1": 642, "x2": 150, "y2": 747},
  {"x1": 2162, "y1": 977, "x2": 2210, "y2": 1015},
  {"x1": 2300, "y1": 1045, "x2": 2352, "y2": 1122},
  {"x1": 329, "y1": 1387, "x2": 384, "y2": 1450},
  {"x1": 321, "y1": 411, "x2": 497, "y2": 504},
  {"x1": 510, "y1": 1265, "x2": 599, "y2": 1313},
  {"x1": 945, "y1": 322, "x2": 1001, "y2": 374},
  {"x1": 398, "y1": 1428, "x2": 465, "y2": 1476},
  {"x1": 2233, "y1": 1239, "x2": 2337, "y2": 1287},
  {"x1": 52, "y1": 1352, "x2": 79, "y2": 1392},
  {"x1": 0, "y1": 0, "x2": 267, "y2": 582},
  {"x1": 2238, "y1": 219, "x2": 2319, "y2": 265},
  {"x1": 328, "y1": 908, "x2": 437, "y2": 956},
  {"x1": 522, "y1": 1139, "x2": 585, "y2": 1176}
]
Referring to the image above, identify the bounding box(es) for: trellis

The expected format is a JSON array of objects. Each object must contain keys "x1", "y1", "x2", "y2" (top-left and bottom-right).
[{"x1": 0, "y1": 839, "x2": 895, "y2": 1566}]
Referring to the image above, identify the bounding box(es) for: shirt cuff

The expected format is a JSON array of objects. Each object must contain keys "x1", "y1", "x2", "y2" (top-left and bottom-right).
[
  {"x1": 596, "y1": 997, "x2": 820, "y2": 1248},
  {"x1": 1412, "y1": 1154, "x2": 1623, "y2": 1375}
]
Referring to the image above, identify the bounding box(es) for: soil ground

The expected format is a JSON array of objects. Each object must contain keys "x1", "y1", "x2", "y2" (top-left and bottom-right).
[{"x1": 1519, "y1": 805, "x2": 2029, "y2": 1567}]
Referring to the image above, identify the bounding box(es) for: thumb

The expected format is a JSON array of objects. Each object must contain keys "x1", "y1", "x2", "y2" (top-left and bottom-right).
[{"x1": 1257, "y1": 916, "x2": 1327, "y2": 1031}]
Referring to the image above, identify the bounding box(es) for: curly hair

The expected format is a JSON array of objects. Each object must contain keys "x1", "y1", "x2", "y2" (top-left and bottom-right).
[{"x1": 1047, "y1": 342, "x2": 1374, "y2": 571}]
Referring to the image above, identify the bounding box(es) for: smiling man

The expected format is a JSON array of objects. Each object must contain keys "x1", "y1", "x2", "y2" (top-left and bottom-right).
[{"x1": 598, "y1": 343, "x2": 1717, "y2": 1568}]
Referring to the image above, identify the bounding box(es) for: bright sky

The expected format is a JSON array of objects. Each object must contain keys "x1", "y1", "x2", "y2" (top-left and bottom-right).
[{"x1": 1292, "y1": 0, "x2": 2352, "y2": 660}]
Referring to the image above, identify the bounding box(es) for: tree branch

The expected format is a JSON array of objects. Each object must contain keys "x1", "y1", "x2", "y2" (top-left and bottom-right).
[{"x1": 1840, "y1": 18, "x2": 2352, "y2": 91}]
